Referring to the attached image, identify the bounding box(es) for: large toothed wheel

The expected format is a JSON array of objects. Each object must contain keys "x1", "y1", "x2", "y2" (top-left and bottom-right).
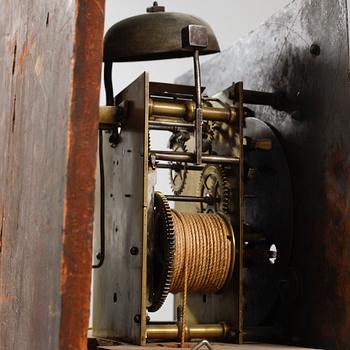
[{"x1": 148, "y1": 192, "x2": 176, "y2": 312}]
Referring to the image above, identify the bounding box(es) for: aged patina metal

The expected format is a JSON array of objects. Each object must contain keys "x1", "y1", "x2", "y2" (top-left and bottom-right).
[
  {"x1": 181, "y1": 24, "x2": 208, "y2": 164},
  {"x1": 95, "y1": 1, "x2": 350, "y2": 349},
  {"x1": 149, "y1": 98, "x2": 237, "y2": 123},
  {"x1": 104, "y1": 4, "x2": 220, "y2": 62},
  {"x1": 177, "y1": 0, "x2": 350, "y2": 348},
  {"x1": 99, "y1": 99, "x2": 237, "y2": 127},
  {"x1": 93, "y1": 73, "x2": 150, "y2": 345},
  {"x1": 243, "y1": 117, "x2": 293, "y2": 328},
  {"x1": 146, "y1": 323, "x2": 232, "y2": 341},
  {"x1": 150, "y1": 151, "x2": 240, "y2": 165}
]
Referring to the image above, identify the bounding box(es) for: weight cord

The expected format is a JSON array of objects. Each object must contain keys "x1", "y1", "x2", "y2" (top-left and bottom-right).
[
  {"x1": 93, "y1": 62, "x2": 113, "y2": 269},
  {"x1": 170, "y1": 211, "x2": 233, "y2": 346},
  {"x1": 181, "y1": 217, "x2": 188, "y2": 347},
  {"x1": 170, "y1": 212, "x2": 233, "y2": 294}
]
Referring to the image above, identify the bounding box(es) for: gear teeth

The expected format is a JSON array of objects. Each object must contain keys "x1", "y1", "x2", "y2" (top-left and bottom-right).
[
  {"x1": 205, "y1": 121, "x2": 218, "y2": 146},
  {"x1": 148, "y1": 192, "x2": 175, "y2": 312},
  {"x1": 169, "y1": 138, "x2": 188, "y2": 195},
  {"x1": 198, "y1": 165, "x2": 231, "y2": 214},
  {"x1": 219, "y1": 167, "x2": 230, "y2": 213}
]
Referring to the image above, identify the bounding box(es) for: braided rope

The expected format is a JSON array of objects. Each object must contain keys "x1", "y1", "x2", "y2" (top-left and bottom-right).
[
  {"x1": 170, "y1": 211, "x2": 234, "y2": 295},
  {"x1": 170, "y1": 211, "x2": 234, "y2": 346}
]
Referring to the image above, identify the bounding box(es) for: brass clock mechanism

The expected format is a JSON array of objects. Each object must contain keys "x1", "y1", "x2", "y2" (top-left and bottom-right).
[{"x1": 94, "y1": 2, "x2": 293, "y2": 347}]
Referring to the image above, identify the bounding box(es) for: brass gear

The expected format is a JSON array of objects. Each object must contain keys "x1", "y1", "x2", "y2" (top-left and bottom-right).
[
  {"x1": 168, "y1": 131, "x2": 190, "y2": 195},
  {"x1": 206, "y1": 123, "x2": 216, "y2": 144},
  {"x1": 199, "y1": 165, "x2": 231, "y2": 214},
  {"x1": 202, "y1": 121, "x2": 216, "y2": 153},
  {"x1": 148, "y1": 192, "x2": 175, "y2": 312}
]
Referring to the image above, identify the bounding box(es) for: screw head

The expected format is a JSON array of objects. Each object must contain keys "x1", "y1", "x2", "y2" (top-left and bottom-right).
[
  {"x1": 130, "y1": 246, "x2": 139, "y2": 255},
  {"x1": 134, "y1": 314, "x2": 141, "y2": 323},
  {"x1": 310, "y1": 44, "x2": 321, "y2": 56}
]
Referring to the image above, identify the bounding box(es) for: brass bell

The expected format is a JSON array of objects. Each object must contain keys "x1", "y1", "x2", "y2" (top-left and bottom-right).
[{"x1": 104, "y1": 1, "x2": 220, "y2": 62}]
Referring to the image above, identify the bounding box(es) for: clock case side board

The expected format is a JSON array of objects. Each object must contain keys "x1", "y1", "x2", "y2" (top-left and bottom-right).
[{"x1": 0, "y1": 1, "x2": 105, "y2": 349}]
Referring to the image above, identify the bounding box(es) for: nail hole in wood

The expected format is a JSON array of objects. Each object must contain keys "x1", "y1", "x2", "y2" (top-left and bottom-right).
[
  {"x1": 12, "y1": 95, "x2": 16, "y2": 133},
  {"x1": 0, "y1": 210, "x2": 4, "y2": 254},
  {"x1": 12, "y1": 44, "x2": 17, "y2": 75}
]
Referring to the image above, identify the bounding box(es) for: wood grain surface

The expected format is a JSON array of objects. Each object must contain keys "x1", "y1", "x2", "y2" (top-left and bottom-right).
[{"x1": 0, "y1": 1, "x2": 104, "y2": 349}]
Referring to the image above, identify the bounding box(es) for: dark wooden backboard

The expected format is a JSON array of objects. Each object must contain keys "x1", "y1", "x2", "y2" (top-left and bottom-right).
[
  {"x1": 0, "y1": 1, "x2": 104, "y2": 349},
  {"x1": 178, "y1": 0, "x2": 350, "y2": 349}
]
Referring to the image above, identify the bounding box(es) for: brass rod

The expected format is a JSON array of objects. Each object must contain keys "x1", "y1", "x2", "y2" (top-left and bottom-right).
[
  {"x1": 99, "y1": 100, "x2": 237, "y2": 127},
  {"x1": 156, "y1": 163, "x2": 204, "y2": 171},
  {"x1": 151, "y1": 151, "x2": 239, "y2": 165},
  {"x1": 147, "y1": 324, "x2": 178, "y2": 340},
  {"x1": 165, "y1": 195, "x2": 210, "y2": 203},
  {"x1": 99, "y1": 106, "x2": 118, "y2": 126},
  {"x1": 149, "y1": 120, "x2": 194, "y2": 131},
  {"x1": 146, "y1": 323, "x2": 230, "y2": 341},
  {"x1": 149, "y1": 99, "x2": 237, "y2": 123}
]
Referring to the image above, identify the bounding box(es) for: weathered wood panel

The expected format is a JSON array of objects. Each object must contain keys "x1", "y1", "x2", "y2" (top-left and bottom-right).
[
  {"x1": 0, "y1": 1, "x2": 104, "y2": 349},
  {"x1": 178, "y1": 0, "x2": 350, "y2": 349}
]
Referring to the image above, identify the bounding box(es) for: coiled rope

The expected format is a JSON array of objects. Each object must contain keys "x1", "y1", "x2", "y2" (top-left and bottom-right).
[
  {"x1": 169, "y1": 211, "x2": 235, "y2": 346},
  {"x1": 170, "y1": 211, "x2": 235, "y2": 295}
]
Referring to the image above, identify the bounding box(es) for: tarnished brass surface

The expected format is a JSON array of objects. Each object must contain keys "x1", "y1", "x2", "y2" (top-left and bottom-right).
[
  {"x1": 96, "y1": 343, "x2": 319, "y2": 350},
  {"x1": 99, "y1": 106, "x2": 118, "y2": 126},
  {"x1": 146, "y1": 323, "x2": 231, "y2": 341},
  {"x1": 254, "y1": 139, "x2": 273, "y2": 151},
  {"x1": 152, "y1": 151, "x2": 240, "y2": 165},
  {"x1": 149, "y1": 99, "x2": 237, "y2": 123},
  {"x1": 146, "y1": 324, "x2": 178, "y2": 340},
  {"x1": 176, "y1": 1, "x2": 350, "y2": 348},
  {"x1": 104, "y1": 8, "x2": 220, "y2": 62},
  {"x1": 99, "y1": 100, "x2": 236, "y2": 126}
]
